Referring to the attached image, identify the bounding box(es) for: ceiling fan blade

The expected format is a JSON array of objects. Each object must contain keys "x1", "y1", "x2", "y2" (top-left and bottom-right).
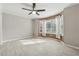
[
  {"x1": 22, "y1": 8, "x2": 32, "y2": 11},
  {"x1": 36, "y1": 9, "x2": 45, "y2": 12},
  {"x1": 36, "y1": 12, "x2": 40, "y2": 15},
  {"x1": 28, "y1": 12, "x2": 32, "y2": 15}
]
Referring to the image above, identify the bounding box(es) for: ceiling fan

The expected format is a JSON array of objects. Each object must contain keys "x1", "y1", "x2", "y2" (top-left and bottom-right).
[{"x1": 22, "y1": 3, "x2": 45, "y2": 15}]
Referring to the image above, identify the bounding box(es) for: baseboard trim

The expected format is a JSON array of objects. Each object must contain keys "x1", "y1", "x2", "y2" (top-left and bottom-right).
[
  {"x1": 65, "y1": 43, "x2": 79, "y2": 49},
  {"x1": 2, "y1": 38, "x2": 21, "y2": 43},
  {"x1": 2, "y1": 35, "x2": 33, "y2": 44}
]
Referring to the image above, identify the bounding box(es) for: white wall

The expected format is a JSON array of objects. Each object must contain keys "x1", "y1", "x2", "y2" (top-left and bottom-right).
[
  {"x1": 2, "y1": 13, "x2": 33, "y2": 41},
  {"x1": 64, "y1": 4, "x2": 79, "y2": 47},
  {"x1": 33, "y1": 20, "x2": 40, "y2": 37},
  {"x1": 0, "y1": 4, "x2": 2, "y2": 44}
]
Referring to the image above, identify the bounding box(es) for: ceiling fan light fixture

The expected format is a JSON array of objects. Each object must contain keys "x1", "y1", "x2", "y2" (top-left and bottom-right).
[
  {"x1": 32, "y1": 11, "x2": 36, "y2": 14},
  {"x1": 22, "y1": 3, "x2": 45, "y2": 15}
]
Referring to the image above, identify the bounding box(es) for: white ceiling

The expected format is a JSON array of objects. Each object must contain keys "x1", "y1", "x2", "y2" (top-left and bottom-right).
[{"x1": 2, "y1": 3, "x2": 73, "y2": 19}]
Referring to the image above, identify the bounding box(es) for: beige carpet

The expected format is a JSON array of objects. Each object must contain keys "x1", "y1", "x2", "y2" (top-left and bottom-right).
[{"x1": 0, "y1": 37, "x2": 79, "y2": 56}]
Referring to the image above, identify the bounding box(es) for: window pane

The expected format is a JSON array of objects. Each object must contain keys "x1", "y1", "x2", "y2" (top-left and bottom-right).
[
  {"x1": 51, "y1": 22, "x2": 56, "y2": 33},
  {"x1": 46, "y1": 22, "x2": 51, "y2": 32}
]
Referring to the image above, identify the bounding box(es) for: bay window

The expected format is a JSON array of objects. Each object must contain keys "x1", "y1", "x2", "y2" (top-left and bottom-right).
[{"x1": 39, "y1": 14, "x2": 63, "y2": 39}]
